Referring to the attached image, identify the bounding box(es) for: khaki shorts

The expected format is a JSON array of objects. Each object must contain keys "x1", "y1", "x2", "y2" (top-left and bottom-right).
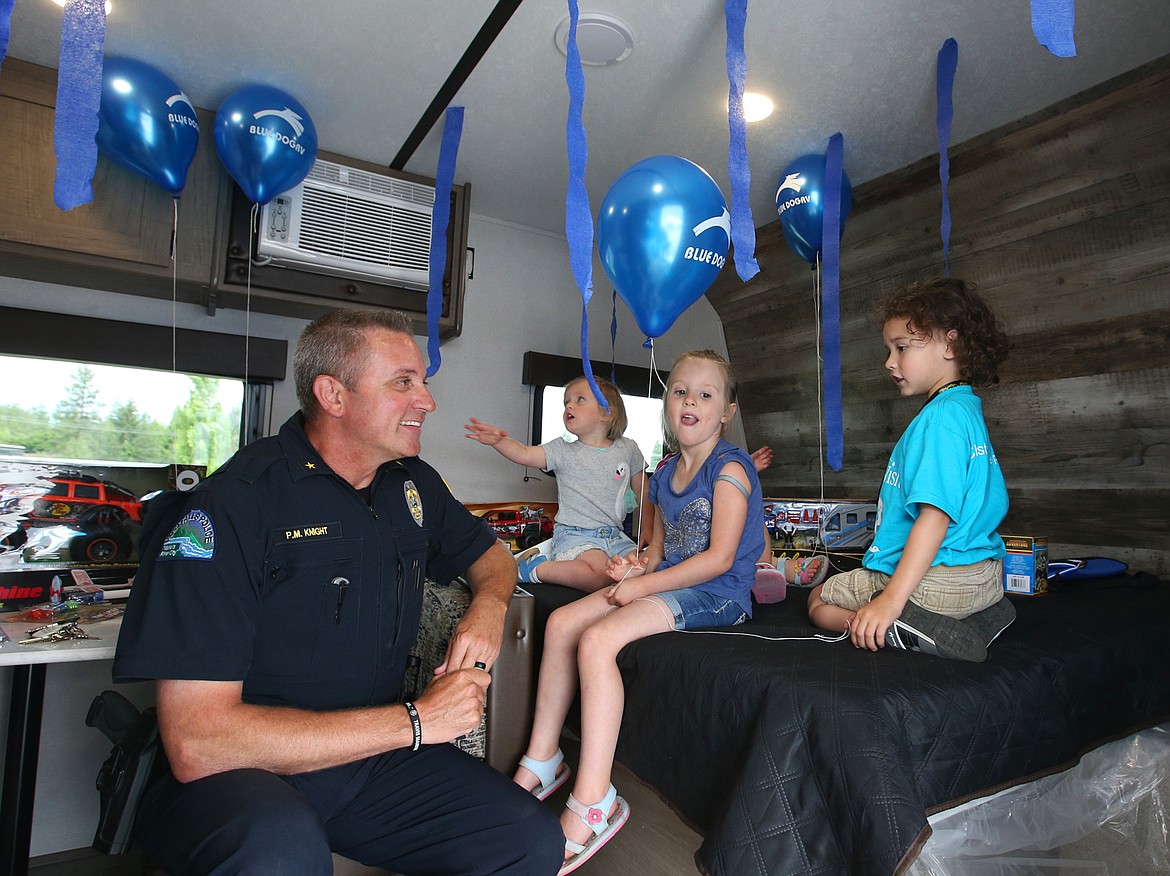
[{"x1": 819, "y1": 558, "x2": 1003, "y2": 619}]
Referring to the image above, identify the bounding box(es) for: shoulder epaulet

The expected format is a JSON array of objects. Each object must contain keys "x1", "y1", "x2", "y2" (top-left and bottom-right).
[{"x1": 221, "y1": 438, "x2": 285, "y2": 485}]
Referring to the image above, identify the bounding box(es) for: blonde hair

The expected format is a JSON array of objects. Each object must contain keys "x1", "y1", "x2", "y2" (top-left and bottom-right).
[
  {"x1": 660, "y1": 350, "x2": 738, "y2": 450},
  {"x1": 567, "y1": 375, "x2": 628, "y2": 441}
]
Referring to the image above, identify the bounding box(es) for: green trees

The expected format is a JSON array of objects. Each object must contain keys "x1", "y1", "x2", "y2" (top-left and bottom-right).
[
  {"x1": 0, "y1": 368, "x2": 239, "y2": 470},
  {"x1": 169, "y1": 377, "x2": 239, "y2": 470}
]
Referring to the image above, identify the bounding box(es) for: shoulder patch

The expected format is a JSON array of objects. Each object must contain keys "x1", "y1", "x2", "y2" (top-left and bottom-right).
[{"x1": 158, "y1": 509, "x2": 216, "y2": 560}]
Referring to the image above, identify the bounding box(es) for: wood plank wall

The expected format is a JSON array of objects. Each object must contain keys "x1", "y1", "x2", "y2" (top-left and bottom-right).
[{"x1": 707, "y1": 56, "x2": 1170, "y2": 577}]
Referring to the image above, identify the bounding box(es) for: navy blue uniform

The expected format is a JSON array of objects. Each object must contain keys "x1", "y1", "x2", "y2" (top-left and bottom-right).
[{"x1": 114, "y1": 414, "x2": 562, "y2": 875}]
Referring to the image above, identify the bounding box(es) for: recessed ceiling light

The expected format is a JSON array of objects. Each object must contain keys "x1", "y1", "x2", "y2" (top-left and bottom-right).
[
  {"x1": 554, "y1": 13, "x2": 634, "y2": 66},
  {"x1": 741, "y1": 92, "x2": 774, "y2": 123},
  {"x1": 52, "y1": 0, "x2": 114, "y2": 14}
]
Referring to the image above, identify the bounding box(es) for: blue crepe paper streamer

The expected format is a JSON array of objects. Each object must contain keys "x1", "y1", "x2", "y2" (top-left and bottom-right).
[
  {"x1": 564, "y1": 0, "x2": 607, "y2": 410},
  {"x1": 54, "y1": 0, "x2": 106, "y2": 211},
  {"x1": 724, "y1": 0, "x2": 759, "y2": 282},
  {"x1": 0, "y1": 0, "x2": 16, "y2": 78},
  {"x1": 1031, "y1": 0, "x2": 1077, "y2": 58},
  {"x1": 425, "y1": 106, "x2": 464, "y2": 377},
  {"x1": 821, "y1": 133, "x2": 844, "y2": 472},
  {"x1": 936, "y1": 38, "x2": 958, "y2": 276}
]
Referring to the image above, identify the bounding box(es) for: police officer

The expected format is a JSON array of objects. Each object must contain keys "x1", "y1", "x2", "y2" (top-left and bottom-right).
[{"x1": 113, "y1": 309, "x2": 563, "y2": 875}]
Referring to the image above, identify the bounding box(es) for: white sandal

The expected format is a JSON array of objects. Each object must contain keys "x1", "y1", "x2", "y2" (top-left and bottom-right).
[
  {"x1": 559, "y1": 784, "x2": 630, "y2": 875},
  {"x1": 516, "y1": 748, "x2": 571, "y2": 801}
]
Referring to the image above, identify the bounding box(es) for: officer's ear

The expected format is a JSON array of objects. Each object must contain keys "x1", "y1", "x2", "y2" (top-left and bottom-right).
[{"x1": 313, "y1": 374, "x2": 347, "y2": 419}]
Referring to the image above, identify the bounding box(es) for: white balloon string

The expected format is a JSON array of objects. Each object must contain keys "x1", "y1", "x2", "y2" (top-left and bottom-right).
[
  {"x1": 171, "y1": 197, "x2": 179, "y2": 373},
  {"x1": 813, "y1": 255, "x2": 828, "y2": 553},
  {"x1": 634, "y1": 339, "x2": 659, "y2": 552},
  {"x1": 245, "y1": 203, "x2": 257, "y2": 436}
]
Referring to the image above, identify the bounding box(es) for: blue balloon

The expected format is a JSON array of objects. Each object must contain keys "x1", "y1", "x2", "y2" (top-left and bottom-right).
[
  {"x1": 97, "y1": 57, "x2": 199, "y2": 196},
  {"x1": 598, "y1": 156, "x2": 730, "y2": 340},
  {"x1": 774, "y1": 153, "x2": 853, "y2": 263},
  {"x1": 214, "y1": 84, "x2": 317, "y2": 205}
]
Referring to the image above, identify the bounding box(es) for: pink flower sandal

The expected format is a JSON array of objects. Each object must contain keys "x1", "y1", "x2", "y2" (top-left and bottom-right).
[
  {"x1": 559, "y1": 784, "x2": 630, "y2": 874},
  {"x1": 517, "y1": 748, "x2": 571, "y2": 801}
]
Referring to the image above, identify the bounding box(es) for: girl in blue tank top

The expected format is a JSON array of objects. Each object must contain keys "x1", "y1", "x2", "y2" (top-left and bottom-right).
[{"x1": 511, "y1": 350, "x2": 764, "y2": 873}]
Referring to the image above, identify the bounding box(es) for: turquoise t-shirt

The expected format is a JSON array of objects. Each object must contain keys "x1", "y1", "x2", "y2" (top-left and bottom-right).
[{"x1": 863, "y1": 386, "x2": 1007, "y2": 575}]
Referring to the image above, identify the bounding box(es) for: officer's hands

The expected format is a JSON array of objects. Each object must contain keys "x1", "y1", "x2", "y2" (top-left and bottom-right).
[
  {"x1": 413, "y1": 666, "x2": 490, "y2": 744},
  {"x1": 436, "y1": 600, "x2": 504, "y2": 676},
  {"x1": 435, "y1": 541, "x2": 514, "y2": 676}
]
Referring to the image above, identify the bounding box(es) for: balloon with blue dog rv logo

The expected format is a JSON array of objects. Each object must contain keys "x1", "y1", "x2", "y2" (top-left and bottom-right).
[
  {"x1": 774, "y1": 153, "x2": 853, "y2": 264},
  {"x1": 97, "y1": 57, "x2": 200, "y2": 197},
  {"x1": 214, "y1": 84, "x2": 318, "y2": 205},
  {"x1": 597, "y1": 156, "x2": 730, "y2": 340}
]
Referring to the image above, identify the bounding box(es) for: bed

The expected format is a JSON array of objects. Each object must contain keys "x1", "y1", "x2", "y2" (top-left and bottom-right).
[{"x1": 526, "y1": 572, "x2": 1170, "y2": 876}]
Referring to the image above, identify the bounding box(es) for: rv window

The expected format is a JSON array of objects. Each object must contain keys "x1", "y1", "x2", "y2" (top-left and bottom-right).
[
  {"x1": 0, "y1": 354, "x2": 245, "y2": 472},
  {"x1": 535, "y1": 384, "x2": 664, "y2": 471}
]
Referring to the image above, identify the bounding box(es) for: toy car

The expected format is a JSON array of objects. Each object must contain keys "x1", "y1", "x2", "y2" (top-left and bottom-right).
[
  {"x1": 480, "y1": 506, "x2": 549, "y2": 549},
  {"x1": 481, "y1": 509, "x2": 524, "y2": 540},
  {"x1": 5, "y1": 473, "x2": 146, "y2": 564}
]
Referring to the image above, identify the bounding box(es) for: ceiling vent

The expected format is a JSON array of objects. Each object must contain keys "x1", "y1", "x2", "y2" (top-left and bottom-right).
[
  {"x1": 256, "y1": 158, "x2": 435, "y2": 290},
  {"x1": 554, "y1": 13, "x2": 634, "y2": 66}
]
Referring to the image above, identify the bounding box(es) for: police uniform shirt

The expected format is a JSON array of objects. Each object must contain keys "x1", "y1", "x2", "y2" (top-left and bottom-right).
[{"x1": 113, "y1": 414, "x2": 496, "y2": 712}]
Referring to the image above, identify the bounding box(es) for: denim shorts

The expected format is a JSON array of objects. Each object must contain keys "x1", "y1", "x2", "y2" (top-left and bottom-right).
[
  {"x1": 552, "y1": 524, "x2": 637, "y2": 561},
  {"x1": 654, "y1": 587, "x2": 748, "y2": 631},
  {"x1": 819, "y1": 558, "x2": 1003, "y2": 618}
]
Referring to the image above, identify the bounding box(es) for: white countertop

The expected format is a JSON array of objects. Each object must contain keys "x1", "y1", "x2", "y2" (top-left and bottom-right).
[{"x1": 0, "y1": 615, "x2": 122, "y2": 666}]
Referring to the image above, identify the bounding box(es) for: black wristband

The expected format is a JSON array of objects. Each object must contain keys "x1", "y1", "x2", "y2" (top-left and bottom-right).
[{"x1": 403, "y1": 701, "x2": 422, "y2": 751}]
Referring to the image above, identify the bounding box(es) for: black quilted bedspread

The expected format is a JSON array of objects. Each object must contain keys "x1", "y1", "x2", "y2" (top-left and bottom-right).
[{"x1": 527, "y1": 575, "x2": 1170, "y2": 876}]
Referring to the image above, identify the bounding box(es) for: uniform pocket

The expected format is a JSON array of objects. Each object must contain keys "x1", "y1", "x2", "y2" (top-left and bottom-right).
[{"x1": 252, "y1": 538, "x2": 363, "y2": 682}]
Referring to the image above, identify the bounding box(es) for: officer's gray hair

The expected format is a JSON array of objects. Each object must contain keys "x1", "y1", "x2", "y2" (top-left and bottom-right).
[{"x1": 294, "y1": 309, "x2": 415, "y2": 420}]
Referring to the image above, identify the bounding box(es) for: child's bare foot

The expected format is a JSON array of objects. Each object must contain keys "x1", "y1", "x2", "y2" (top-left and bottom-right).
[{"x1": 785, "y1": 555, "x2": 829, "y2": 586}]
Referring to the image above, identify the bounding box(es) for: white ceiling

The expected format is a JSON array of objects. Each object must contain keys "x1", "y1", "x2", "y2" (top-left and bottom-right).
[{"x1": 6, "y1": 0, "x2": 1170, "y2": 237}]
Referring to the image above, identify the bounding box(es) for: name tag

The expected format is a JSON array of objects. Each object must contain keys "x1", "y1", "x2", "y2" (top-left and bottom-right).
[{"x1": 278, "y1": 521, "x2": 343, "y2": 542}]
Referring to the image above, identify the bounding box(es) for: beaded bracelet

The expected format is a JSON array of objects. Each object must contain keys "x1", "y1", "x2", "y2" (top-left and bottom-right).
[{"x1": 403, "y1": 701, "x2": 422, "y2": 751}]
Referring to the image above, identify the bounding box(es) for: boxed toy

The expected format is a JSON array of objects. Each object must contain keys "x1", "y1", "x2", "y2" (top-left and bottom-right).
[
  {"x1": 764, "y1": 498, "x2": 877, "y2": 553},
  {"x1": 763, "y1": 498, "x2": 878, "y2": 584},
  {"x1": 1002, "y1": 535, "x2": 1049, "y2": 595},
  {"x1": 0, "y1": 460, "x2": 204, "y2": 608}
]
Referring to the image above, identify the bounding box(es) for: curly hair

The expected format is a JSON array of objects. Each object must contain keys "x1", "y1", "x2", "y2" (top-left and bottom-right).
[{"x1": 878, "y1": 278, "x2": 1010, "y2": 386}]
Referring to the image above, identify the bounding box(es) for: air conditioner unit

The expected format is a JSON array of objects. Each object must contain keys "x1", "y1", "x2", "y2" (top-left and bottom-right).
[{"x1": 256, "y1": 158, "x2": 435, "y2": 290}]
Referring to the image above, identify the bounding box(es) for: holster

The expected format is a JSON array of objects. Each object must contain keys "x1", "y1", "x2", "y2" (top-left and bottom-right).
[{"x1": 86, "y1": 689, "x2": 169, "y2": 855}]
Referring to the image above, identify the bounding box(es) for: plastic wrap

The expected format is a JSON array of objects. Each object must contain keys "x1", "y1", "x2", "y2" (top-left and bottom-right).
[{"x1": 909, "y1": 722, "x2": 1170, "y2": 876}]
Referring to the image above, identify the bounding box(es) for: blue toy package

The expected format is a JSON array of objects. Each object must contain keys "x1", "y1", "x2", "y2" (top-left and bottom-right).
[{"x1": 1003, "y1": 535, "x2": 1048, "y2": 595}]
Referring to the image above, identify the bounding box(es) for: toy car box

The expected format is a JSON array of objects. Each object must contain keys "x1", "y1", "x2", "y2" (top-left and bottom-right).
[
  {"x1": 0, "y1": 460, "x2": 204, "y2": 608},
  {"x1": 763, "y1": 498, "x2": 878, "y2": 583},
  {"x1": 763, "y1": 498, "x2": 877, "y2": 552},
  {"x1": 1002, "y1": 535, "x2": 1049, "y2": 595}
]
